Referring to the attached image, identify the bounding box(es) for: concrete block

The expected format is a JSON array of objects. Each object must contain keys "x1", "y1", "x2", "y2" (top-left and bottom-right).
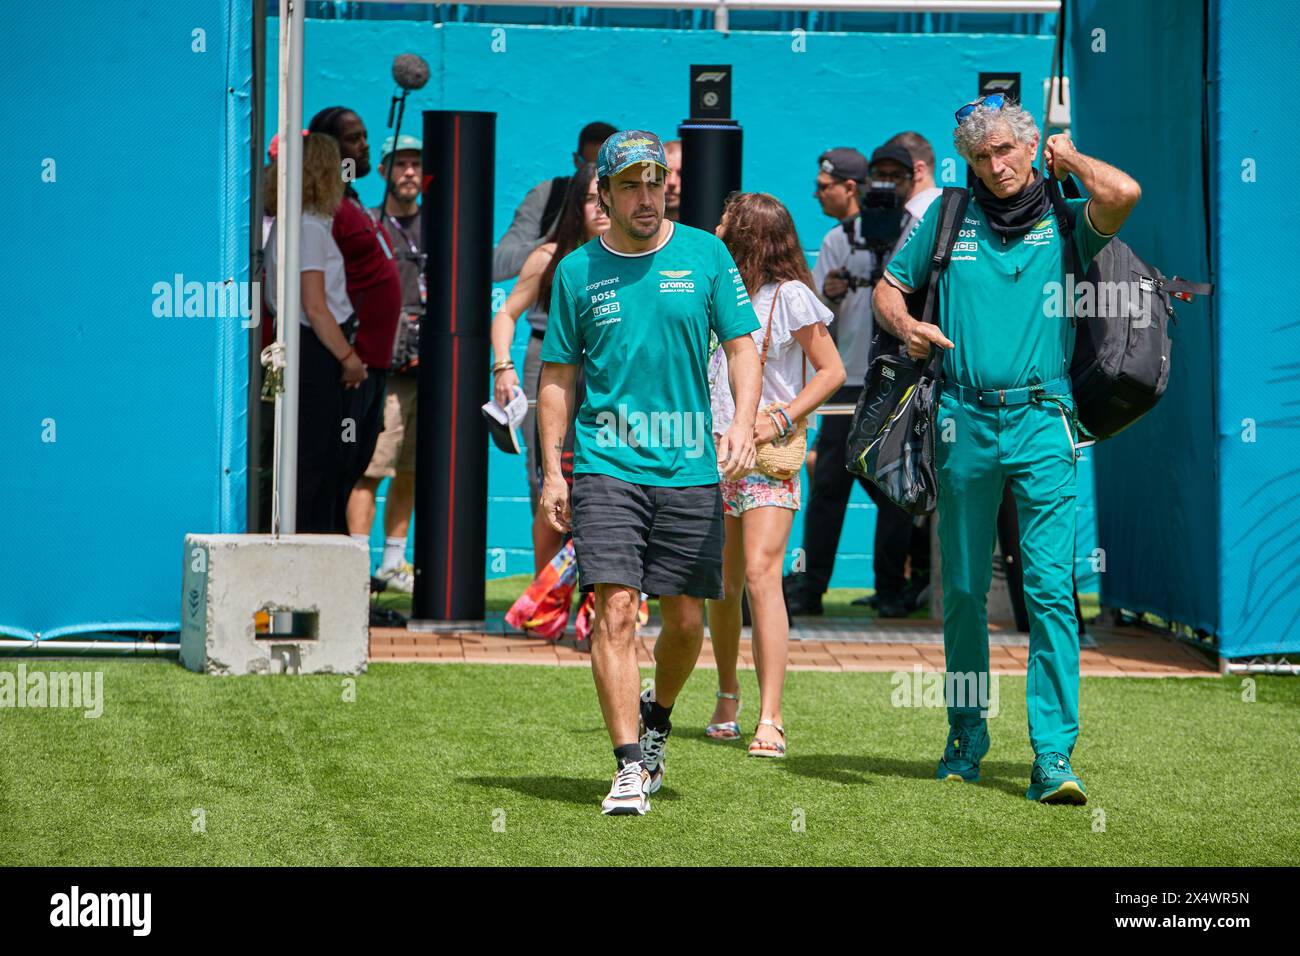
[{"x1": 179, "y1": 534, "x2": 369, "y2": 676}]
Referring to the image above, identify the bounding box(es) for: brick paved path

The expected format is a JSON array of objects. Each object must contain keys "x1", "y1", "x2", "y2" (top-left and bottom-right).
[{"x1": 370, "y1": 618, "x2": 1216, "y2": 677}]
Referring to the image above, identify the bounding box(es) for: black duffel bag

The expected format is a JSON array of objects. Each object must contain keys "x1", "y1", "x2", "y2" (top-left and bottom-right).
[{"x1": 1047, "y1": 175, "x2": 1212, "y2": 440}]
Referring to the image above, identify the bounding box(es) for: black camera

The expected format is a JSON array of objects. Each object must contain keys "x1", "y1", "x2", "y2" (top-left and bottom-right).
[{"x1": 837, "y1": 179, "x2": 907, "y2": 291}]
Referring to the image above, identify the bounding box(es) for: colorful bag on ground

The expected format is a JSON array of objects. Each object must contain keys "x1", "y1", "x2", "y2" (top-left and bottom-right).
[{"x1": 505, "y1": 541, "x2": 579, "y2": 641}]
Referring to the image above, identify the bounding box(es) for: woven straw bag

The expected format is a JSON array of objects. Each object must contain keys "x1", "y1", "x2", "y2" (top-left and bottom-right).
[{"x1": 754, "y1": 281, "x2": 808, "y2": 481}]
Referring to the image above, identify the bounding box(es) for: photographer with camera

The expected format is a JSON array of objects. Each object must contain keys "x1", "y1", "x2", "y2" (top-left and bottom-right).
[
  {"x1": 851, "y1": 136, "x2": 945, "y2": 617},
  {"x1": 785, "y1": 146, "x2": 912, "y2": 617}
]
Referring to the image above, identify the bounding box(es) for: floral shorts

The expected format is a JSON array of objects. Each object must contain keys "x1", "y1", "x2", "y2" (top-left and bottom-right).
[{"x1": 719, "y1": 469, "x2": 801, "y2": 517}]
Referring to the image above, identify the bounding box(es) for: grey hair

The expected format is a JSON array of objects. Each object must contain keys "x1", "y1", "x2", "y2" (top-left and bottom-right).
[{"x1": 953, "y1": 100, "x2": 1040, "y2": 162}]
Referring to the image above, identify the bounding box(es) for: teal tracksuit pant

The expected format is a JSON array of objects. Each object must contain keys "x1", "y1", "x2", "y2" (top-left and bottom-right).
[{"x1": 934, "y1": 380, "x2": 1080, "y2": 756}]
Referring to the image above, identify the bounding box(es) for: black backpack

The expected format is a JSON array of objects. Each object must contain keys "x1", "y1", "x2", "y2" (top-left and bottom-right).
[{"x1": 1047, "y1": 177, "x2": 1212, "y2": 440}]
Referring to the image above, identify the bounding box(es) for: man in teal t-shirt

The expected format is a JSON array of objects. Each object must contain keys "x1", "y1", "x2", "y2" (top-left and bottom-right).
[
  {"x1": 538, "y1": 129, "x2": 761, "y2": 816},
  {"x1": 874, "y1": 97, "x2": 1141, "y2": 805}
]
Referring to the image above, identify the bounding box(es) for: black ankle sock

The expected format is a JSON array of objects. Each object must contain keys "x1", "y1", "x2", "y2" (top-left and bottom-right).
[
  {"x1": 644, "y1": 700, "x2": 673, "y2": 731},
  {"x1": 614, "y1": 743, "x2": 643, "y2": 768}
]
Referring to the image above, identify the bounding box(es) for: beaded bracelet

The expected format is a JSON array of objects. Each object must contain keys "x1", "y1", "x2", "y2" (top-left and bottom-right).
[
  {"x1": 766, "y1": 408, "x2": 787, "y2": 439},
  {"x1": 776, "y1": 407, "x2": 795, "y2": 432}
]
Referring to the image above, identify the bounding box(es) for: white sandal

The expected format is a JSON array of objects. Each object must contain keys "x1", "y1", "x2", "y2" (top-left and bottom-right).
[
  {"x1": 747, "y1": 718, "x2": 787, "y2": 758},
  {"x1": 705, "y1": 691, "x2": 742, "y2": 740}
]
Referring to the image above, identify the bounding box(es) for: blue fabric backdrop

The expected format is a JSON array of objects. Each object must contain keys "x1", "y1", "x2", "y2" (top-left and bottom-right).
[
  {"x1": 1070, "y1": 0, "x2": 1300, "y2": 656},
  {"x1": 1209, "y1": 0, "x2": 1300, "y2": 656},
  {"x1": 1, "y1": 1, "x2": 252, "y2": 639},
  {"x1": 1067, "y1": 0, "x2": 1219, "y2": 633}
]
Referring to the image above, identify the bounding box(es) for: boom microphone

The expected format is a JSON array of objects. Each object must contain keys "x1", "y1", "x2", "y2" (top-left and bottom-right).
[{"x1": 392, "y1": 53, "x2": 430, "y2": 92}]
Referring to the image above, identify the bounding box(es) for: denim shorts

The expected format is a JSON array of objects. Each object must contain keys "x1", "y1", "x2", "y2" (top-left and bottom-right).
[{"x1": 571, "y1": 472, "x2": 724, "y2": 599}]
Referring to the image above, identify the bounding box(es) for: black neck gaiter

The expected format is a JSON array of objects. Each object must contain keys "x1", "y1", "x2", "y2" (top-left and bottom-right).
[{"x1": 973, "y1": 170, "x2": 1052, "y2": 239}]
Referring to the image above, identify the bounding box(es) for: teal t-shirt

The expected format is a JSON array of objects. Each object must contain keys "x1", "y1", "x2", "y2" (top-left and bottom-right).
[
  {"x1": 885, "y1": 194, "x2": 1114, "y2": 390},
  {"x1": 541, "y1": 221, "x2": 760, "y2": 487}
]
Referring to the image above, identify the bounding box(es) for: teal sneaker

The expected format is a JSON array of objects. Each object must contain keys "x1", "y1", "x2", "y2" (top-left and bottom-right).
[
  {"x1": 1025, "y1": 751, "x2": 1088, "y2": 804},
  {"x1": 935, "y1": 721, "x2": 990, "y2": 782}
]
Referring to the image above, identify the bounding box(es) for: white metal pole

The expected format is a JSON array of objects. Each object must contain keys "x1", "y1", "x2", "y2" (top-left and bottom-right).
[
  {"x1": 0, "y1": 640, "x2": 181, "y2": 654},
  {"x1": 347, "y1": 0, "x2": 1060, "y2": 12},
  {"x1": 273, "y1": 0, "x2": 305, "y2": 536}
]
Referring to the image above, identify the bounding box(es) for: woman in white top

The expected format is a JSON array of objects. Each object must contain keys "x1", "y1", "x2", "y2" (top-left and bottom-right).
[
  {"x1": 265, "y1": 133, "x2": 365, "y2": 532},
  {"x1": 707, "y1": 192, "x2": 846, "y2": 757},
  {"x1": 490, "y1": 163, "x2": 609, "y2": 573}
]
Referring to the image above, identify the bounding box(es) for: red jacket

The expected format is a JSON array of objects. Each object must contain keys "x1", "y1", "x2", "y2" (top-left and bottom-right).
[{"x1": 332, "y1": 193, "x2": 402, "y2": 368}]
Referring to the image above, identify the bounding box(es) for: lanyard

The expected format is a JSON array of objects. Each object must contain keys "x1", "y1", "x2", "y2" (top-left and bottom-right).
[
  {"x1": 386, "y1": 214, "x2": 420, "y2": 257},
  {"x1": 382, "y1": 212, "x2": 427, "y2": 307}
]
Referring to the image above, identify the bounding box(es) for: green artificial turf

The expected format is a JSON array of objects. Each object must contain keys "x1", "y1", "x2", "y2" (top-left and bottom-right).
[{"x1": 1, "y1": 660, "x2": 1295, "y2": 866}]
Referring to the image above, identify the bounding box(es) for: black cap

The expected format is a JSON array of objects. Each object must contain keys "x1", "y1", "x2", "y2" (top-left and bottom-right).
[
  {"x1": 818, "y1": 147, "x2": 869, "y2": 185},
  {"x1": 870, "y1": 143, "x2": 914, "y2": 173}
]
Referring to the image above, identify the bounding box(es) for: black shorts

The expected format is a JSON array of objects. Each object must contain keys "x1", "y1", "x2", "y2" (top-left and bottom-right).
[{"x1": 571, "y1": 472, "x2": 724, "y2": 600}]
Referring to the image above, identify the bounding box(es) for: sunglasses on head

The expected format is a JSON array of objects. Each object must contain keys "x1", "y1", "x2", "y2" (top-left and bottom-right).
[{"x1": 955, "y1": 93, "x2": 1007, "y2": 123}]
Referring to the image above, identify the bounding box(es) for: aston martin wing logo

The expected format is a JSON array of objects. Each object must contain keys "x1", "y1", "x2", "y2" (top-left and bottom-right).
[{"x1": 659, "y1": 270, "x2": 692, "y2": 279}]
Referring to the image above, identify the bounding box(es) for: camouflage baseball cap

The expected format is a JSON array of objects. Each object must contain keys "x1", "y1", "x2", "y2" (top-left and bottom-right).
[{"x1": 596, "y1": 130, "x2": 670, "y2": 179}]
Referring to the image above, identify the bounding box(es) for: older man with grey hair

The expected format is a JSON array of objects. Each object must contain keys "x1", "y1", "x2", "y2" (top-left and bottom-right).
[{"x1": 873, "y1": 95, "x2": 1140, "y2": 804}]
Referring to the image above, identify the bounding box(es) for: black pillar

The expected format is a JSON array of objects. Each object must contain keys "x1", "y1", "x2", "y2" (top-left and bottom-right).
[
  {"x1": 679, "y1": 64, "x2": 742, "y2": 231},
  {"x1": 413, "y1": 110, "x2": 495, "y2": 622}
]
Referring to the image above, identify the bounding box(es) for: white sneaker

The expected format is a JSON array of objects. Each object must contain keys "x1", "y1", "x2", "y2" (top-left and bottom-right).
[
  {"x1": 377, "y1": 562, "x2": 415, "y2": 594},
  {"x1": 639, "y1": 688, "x2": 670, "y2": 795},
  {"x1": 601, "y1": 762, "x2": 650, "y2": 816}
]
